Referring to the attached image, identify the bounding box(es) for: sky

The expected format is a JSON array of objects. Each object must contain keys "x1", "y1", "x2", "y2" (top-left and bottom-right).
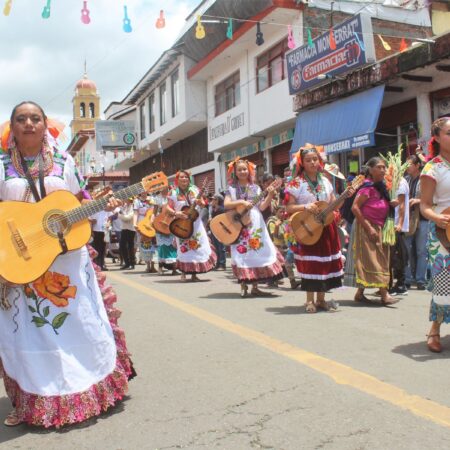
[{"x1": 0, "y1": 0, "x2": 200, "y2": 139}]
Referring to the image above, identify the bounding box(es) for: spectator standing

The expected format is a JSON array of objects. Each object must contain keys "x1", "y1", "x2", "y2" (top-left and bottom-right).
[{"x1": 119, "y1": 198, "x2": 136, "y2": 270}]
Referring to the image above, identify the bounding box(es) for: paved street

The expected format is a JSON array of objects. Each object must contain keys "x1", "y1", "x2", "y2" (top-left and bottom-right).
[{"x1": 2, "y1": 262, "x2": 450, "y2": 450}]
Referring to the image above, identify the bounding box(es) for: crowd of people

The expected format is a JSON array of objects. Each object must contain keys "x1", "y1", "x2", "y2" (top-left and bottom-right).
[{"x1": 0, "y1": 100, "x2": 448, "y2": 430}]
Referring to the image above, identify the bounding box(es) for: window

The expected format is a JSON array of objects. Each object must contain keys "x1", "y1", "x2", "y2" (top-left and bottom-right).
[
  {"x1": 171, "y1": 69, "x2": 180, "y2": 117},
  {"x1": 148, "y1": 92, "x2": 155, "y2": 134},
  {"x1": 139, "y1": 103, "x2": 145, "y2": 139},
  {"x1": 214, "y1": 71, "x2": 240, "y2": 117},
  {"x1": 256, "y1": 39, "x2": 289, "y2": 93},
  {"x1": 89, "y1": 102, "x2": 95, "y2": 118},
  {"x1": 80, "y1": 102, "x2": 86, "y2": 118},
  {"x1": 160, "y1": 83, "x2": 167, "y2": 125}
]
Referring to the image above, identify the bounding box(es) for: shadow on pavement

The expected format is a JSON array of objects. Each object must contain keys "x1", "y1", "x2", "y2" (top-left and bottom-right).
[
  {"x1": 337, "y1": 299, "x2": 399, "y2": 308},
  {"x1": 0, "y1": 396, "x2": 130, "y2": 442},
  {"x1": 200, "y1": 292, "x2": 280, "y2": 300},
  {"x1": 392, "y1": 337, "x2": 450, "y2": 362}
]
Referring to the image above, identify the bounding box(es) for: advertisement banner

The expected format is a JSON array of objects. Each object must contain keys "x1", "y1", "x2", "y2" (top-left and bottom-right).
[
  {"x1": 95, "y1": 120, "x2": 137, "y2": 150},
  {"x1": 286, "y1": 14, "x2": 375, "y2": 95}
]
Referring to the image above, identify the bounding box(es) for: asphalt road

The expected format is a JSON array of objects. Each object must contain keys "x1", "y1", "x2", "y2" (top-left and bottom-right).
[{"x1": 2, "y1": 262, "x2": 450, "y2": 450}]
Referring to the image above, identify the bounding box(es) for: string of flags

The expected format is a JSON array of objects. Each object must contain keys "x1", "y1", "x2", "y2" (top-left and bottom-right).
[{"x1": 2, "y1": 0, "x2": 433, "y2": 54}]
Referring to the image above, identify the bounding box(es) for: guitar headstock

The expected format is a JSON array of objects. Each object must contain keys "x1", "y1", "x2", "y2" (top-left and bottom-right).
[
  {"x1": 350, "y1": 175, "x2": 365, "y2": 190},
  {"x1": 270, "y1": 178, "x2": 283, "y2": 191},
  {"x1": 92, "y1": 186, "x2": 112, "y2": 200},
  {"x1": 142, "y1": 172, "x2": 168, "y2": 194}
]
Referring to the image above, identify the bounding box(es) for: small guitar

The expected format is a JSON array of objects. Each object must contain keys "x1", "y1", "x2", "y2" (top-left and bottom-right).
[
  {"x1": 41, "y1": 0, "x2": 51, "y2": 19},
  {"x1": 195, "y1": 15, "x2": 205, "y2": 39},
  {"x1": 210, "y1": 179, "x2": 282, "y2": 246},
  {"x1": 81, "y1": 0, "x2": 90, "y2": 24},
  {"x1": 435, "y1": 206, "x2": 450, "y2": 251},
  {"x1": 153, "y1": 204, "x2": 173, "y2": 235},
  {"x1": 136, "y1": 207, "x2": 156, "y2": 239},
  {"x1": 123, "y1": 5, "x2": 132, "y2": 33},
  {"x1": 155, "y1": 10, "x2": 165, "y2": 29},
  {"x1": 3, "y1": 0, "x2": 12, "y2": 16},
  {"x1": 0, "y1": 172, "x2": 167, "y2": 285},
  {"x1": 290, "y1": 175, "x2": 364, "y2": 246},
  {"x1": 169, "y1": 178, "x2": 210, "y2": 239}
]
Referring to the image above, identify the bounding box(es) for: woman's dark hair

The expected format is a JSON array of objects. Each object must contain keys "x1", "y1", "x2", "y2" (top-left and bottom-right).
[
  {"x1": 429, "y1": 117, "x2": 450, "y2": 157},
  {"x1": 364, "y1": 157, "x2": 383, "y2": 178},
  {"x1": 406, "y1": 154, "x2": 422, "y2": 167},
  {"x1": 10, "y1": 101, "x2": 47, "y2": 123}
]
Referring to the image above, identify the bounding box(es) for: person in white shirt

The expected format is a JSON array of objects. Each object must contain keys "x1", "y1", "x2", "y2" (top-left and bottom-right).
[
  {"x1": 119, "y1": 198, "x2": 136, "y2": 269},
  {"x1": 90, "y1": 209, "x2": 111, "y2": 271}
]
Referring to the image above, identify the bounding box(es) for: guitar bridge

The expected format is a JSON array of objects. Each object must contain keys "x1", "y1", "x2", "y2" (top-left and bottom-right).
[{"x1": 7, "y1": 219, "x2": 31, "y2": 260}]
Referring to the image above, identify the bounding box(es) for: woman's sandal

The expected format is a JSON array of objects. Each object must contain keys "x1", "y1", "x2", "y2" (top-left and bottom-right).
[
  {"x1": 380, "y1": 296, "x2": 400, "y2": 306},
  {"x1": 426, "y1": 333, "x2": 441, "y2": 353},
  {"x1": 191, "y1": 275, "x2": 200, "y2": 282},
  {"x1": 250, "y1": 287, "x2": 272, "y2": 297},
  {"x1": 180, "y1": 274, "x2": 187, "y2": 282},
  {"x1": 315, "y1": 300, "x2": 330, "y2": 311},
  {"x1": 240, "y1": 283, "x2": 248, "y2": 298},
  {"x1": 305, "y1": 302, "x2": 317, "y2": 313},
  {"x1": 4, "y1": 409, "x2": 21, "y2": 427},
  {"x1": 354, "y1": 294, "x2": 371, "y2": 303}
]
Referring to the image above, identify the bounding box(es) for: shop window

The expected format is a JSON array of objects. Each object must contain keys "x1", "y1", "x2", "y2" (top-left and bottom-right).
[
  {"x1": 215, "y1": 71, "x2": 240, "y2": 117},
  {"x1": 171, "y1": 69, "x2": 180, "y2": 118},
  {"x1": 256, "y1": 39, "x2": 289, "y2": 94},
  {"x1": 160, "y1": 82, "x2": 167, "y2": 125},
  {"x1": 139, "y1": 103, "x2": 145, "y2": 139},
  {"x1": 148, "y1": 92, "x2": 155, "y2": 134}
]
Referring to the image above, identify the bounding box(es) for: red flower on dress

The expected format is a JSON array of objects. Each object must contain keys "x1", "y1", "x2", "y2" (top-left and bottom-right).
[{"x1": 236, "y1": 245, "x2": 247, "y2": 254}]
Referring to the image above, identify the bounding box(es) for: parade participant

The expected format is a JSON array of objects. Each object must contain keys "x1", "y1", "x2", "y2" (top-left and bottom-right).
[
  {"x1": 119, "y1": 197, "x2": 136, "y2": 270},
  {"x1": 134, "y1": 192, "x2": 157, "y2": 273},
  {"x1": 224, "y1": 159, "x2": 284, "y2": 297},
  {"x1": 420, "y1": 117, "x2": 450, "y2": 353},
  {"x1": 209, "y1": 193, "x2": 227, "y2": 271},
  {"x1": 154, "y1": 186, "x2": 177, "y2": 275},
  {"x1": 286, "y1": 145, "x2": 344, "y2": 312},
  {"x1": 346, "y1": 157, "x2": 398, "y2": 305},
  {"x1": 323, "y1": 162, "x2": 346, "y2": 195},
  {"x1": 0, "y1": 101, "x2": 133, "y2": 427},
  {"x1": 90, "y1": 208, "x2": 111, "y2": 271},
  {"x1": 404, "y1": 154, "x2": 428, "y2": 290},
  {"x1": 166, "y1": 170, "x2": 216, "y2": 282}
]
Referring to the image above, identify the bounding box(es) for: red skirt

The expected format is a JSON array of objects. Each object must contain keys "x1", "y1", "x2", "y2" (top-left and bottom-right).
[{"x1": 293, "y1": 222, "x2": 343, "y2": 292}]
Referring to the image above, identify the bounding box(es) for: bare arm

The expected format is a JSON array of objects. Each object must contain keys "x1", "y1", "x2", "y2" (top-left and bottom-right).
[
  {"x1": 351, "y1": 194, "x2": 377, "y2": 241},
  {"x1": 224, "y1": 195, "x2": 250, "y2": 210},
  {"x1": 396, "y1": 193, "x2": 405, "y2": 231},
  {"x1": 259, "y1": 189, "x2": 274, "y2": 212},
  {"x1": 420, "y1": 176, "x2": 450, "y2": 229}
]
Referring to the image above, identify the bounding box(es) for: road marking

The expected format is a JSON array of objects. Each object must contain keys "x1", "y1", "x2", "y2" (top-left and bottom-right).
[{"x1": 108, "y1": 272, "x2": 450, "y2": 428}]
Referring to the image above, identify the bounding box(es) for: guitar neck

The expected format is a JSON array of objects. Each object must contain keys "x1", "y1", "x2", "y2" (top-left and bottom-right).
[
  {"x1": 66, "y1": 182, "x2": 145, "y2": 224},
  {"x1": 318, "y1": 188, "x2": 352, "y2": 219}
]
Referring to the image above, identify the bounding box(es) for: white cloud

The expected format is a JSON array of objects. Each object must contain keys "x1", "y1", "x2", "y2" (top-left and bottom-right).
[{"x1": 0, "y1": 0, "x2": 199, "y2": 134}]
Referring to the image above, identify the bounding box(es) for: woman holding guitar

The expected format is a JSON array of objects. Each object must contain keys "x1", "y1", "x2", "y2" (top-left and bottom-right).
[
  {"x1": 166, "y1": 170, "x2": 216, "y2": 281},
  {"x1": 224, "y1": 158, "x2": 284, "y2": 297},
  {"x1": 285, "y1": 146, "x2": 344, "y2": 312},
  {"x1": 420, "y1": 117, "x2": 450, "y2": 353},
  {"x1": 0, "y1": 102, "x2": 134, "y2": 427}
]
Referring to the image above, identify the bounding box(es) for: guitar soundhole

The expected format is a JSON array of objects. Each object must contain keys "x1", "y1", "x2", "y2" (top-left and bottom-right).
[{"x1": 44, "y1": 211, "x2": 70, "y2": 237}]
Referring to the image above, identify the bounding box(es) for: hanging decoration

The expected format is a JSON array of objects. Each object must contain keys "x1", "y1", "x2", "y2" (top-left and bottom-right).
[
  {"x1": 155, "y1": 9, "x2": 165, "y2": 29},
  {"x1": 378, "y1": 34, "x2": 391, "y2": 51},
  {"x1": 329, "y1": 27, "x2": 336, "y2": 50},
  {"x1": 256, "y1": 22, "x2": 264, "y2": 46},
  {"x1": 195, "y1": 15, "x2": 206, "y2": 39},
  {"x1": 399, "y1": 37, "x2": 408, "y2": 52},
  {"x1": 287, "y1": 25, "x2": 295, "y2": 49},
  {"x1": 3, "y1": 0, "x2": 12, "y2": 16},
  {"x1": 307, "y1": 27, "x2": 314, "y2": 48},
  {"x1": 81, "y1": 0, "x2": 91, "y2": 25},
  {"x1": 122, "y1": 4, "x2": 132, "y2": 33},
  {"x1": 226, "y1": 18, "x2": 233, "y2": 40},
  {"x1": 353, "y1": 31, "x2": 365, "y2": 52},
  {"x1": 41, "y1": 0, "x2": 51, "y2": 19}
]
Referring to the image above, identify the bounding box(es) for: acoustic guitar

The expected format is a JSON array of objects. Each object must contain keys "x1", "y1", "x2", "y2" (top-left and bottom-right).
[
  {"x1": 153, "y1": 204, "x2": 173, "y2": 235},
  {"x1": 136, "y1": 207, "x2": 156, "y2": 239},
  {"x1": 290, "y1": 175, "x2": 364, "y2": 246},
  {"x1": 435, "y1": 206, "x2": 450, "y2": 251},
  {"x1": 0, "y1": 172, "x2": 167, "y2": 285},
  {"x1": 210, "y1": 179, "x2": 282, "y2": 246},
  {"x1": 169, "y1": 178, "x2": 210, "y2": 239}
]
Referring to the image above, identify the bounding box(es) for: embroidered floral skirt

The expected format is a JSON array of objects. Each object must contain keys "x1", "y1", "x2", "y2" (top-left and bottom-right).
[
  {"x1": 177, "y1": 250, "x2": 217, "y2": 274},
  {"x1": 0, "y1": 247, "x2": 134, "y2": 428},
  {"x1": 428, "y1": 223, "x2": 450, "y2": 323},
  {"x1": 232, "y1": 250, "x2": 284, "y2": 284},
  {"x1": 293, "y1": 222, "x2": 343, "y2": 292}
]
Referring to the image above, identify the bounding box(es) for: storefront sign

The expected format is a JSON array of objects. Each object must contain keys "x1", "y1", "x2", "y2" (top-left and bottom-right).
[
  {"x1": 324, "y1": 133, "x2": 374, "y2": 154},
  {"x1": 286, "y1": 14, "x2": 375, "y2": 95},
  {"x1": 209, "y1": 112, "x2": 245, "y2": 141},
  {"x1": 95, "y1": 120, "x2": 136, "y2": 150}
]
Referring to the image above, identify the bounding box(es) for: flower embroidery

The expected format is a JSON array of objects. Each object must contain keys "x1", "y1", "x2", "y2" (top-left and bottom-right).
[
  {"x1": 237, "y1": 227, "x2": 264, "y2": 252},
  {"x1": 25, "y1": 271, "x2": 77, "y2": 334},
  {"x1": 180, "y1": 232, "x2": 201, "y2": 253}
]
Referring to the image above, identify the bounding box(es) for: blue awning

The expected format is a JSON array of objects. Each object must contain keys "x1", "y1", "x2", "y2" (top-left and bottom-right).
[{"x1": 291, "y1": 85, "x2": 385, "y2": 155}]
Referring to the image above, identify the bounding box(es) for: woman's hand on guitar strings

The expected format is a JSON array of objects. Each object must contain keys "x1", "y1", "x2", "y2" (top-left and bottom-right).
[
  {"x1": 105, "y1": 196, "x2": 123, "y2": 212},
  {"x1": 305, "y1": 203, "x2": 319, "y2": 214},
  {"x1": 435, "y1": 213, "x2": 450, "y2": 229},
  {"x1": 175, "y1": 211, "x2": 188, "y2": 219}
]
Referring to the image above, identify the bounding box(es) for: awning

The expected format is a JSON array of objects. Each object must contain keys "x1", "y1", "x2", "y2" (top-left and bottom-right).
[{"x1": 291, "y1": 85, "x2": 385, "y2": 155}]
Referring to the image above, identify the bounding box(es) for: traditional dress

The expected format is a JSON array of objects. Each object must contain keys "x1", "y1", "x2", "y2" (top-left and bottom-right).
[
  {"x1": 168, "y1": 187, "x2": 216, "y2": 274},
  {"x1": 135, "y1": 198, "x2": 156, "y2": 264},
  {"x1": 421, "y1": 156, "x2": 450, "y2": 323},
  {"x1": 154, "y1": 195, "x2": 177, "y2": 268},
  {"x1": 0, "y1": 148, "x2": 133, "y2": 427},
  {"x1": 344, "y1": 181, "x2": 390, "y2": 289},
  {"x1": 227, "y1": 184, "x2": 284, "y2": 283},
  {"x1": 286, "y1": 175, "x2": 343, "y2": 291}
]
